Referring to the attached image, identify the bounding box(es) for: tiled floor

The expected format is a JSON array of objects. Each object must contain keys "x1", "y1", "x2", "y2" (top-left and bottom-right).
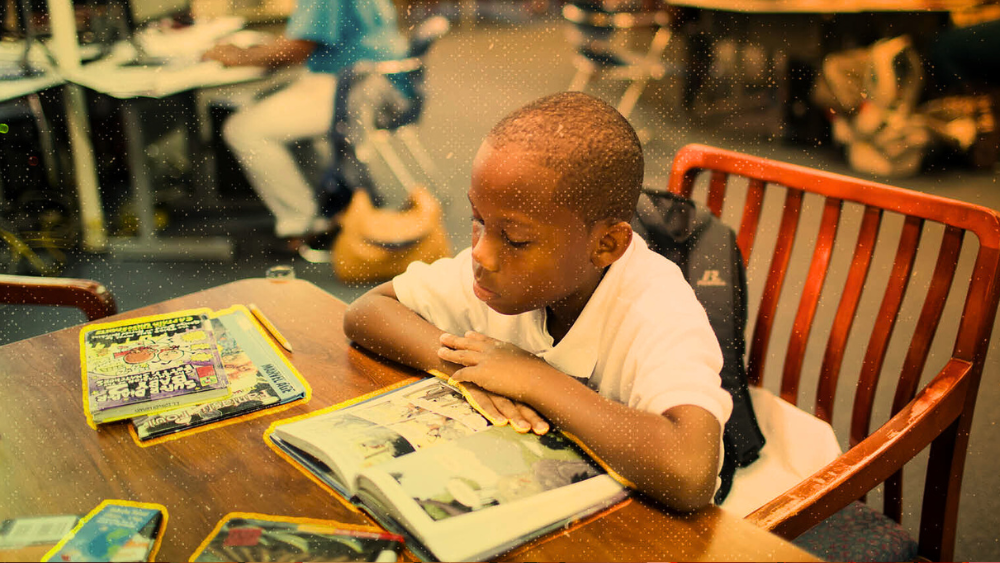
[{"x1": 2, "y1": 13, "x2": 998, "y2": 560}]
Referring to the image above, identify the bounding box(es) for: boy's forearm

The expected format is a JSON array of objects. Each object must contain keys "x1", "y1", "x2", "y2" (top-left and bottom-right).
[
  {"x1": 525, "y1": 371, "x2": 721, "y2": 511},
  {"x1": 343, "y1": 289, "x2": 456, "y2": 376}
]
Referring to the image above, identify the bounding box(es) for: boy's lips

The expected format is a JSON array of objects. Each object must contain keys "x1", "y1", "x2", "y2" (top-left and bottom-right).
[{"x1": 472, "y1": 278, "x2": 499, "y2": 300}]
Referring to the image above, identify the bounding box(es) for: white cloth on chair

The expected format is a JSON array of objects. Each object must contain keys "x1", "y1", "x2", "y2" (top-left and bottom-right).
[{"x1": 720, "y1": 386, "x2": 843, "y2": 518}]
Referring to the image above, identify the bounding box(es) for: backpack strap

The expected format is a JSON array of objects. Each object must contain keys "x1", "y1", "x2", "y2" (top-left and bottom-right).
[{"x1": 634, "y1": 189, "x2": 766, "y2": 504}]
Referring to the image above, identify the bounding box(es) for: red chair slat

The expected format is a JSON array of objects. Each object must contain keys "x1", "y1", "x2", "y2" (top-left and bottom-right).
[
  {"x1": 850, "y1": 215, "x2": 923, "y2": 448},
  {"x1": 782, "y1": 197, "x2": 842, "y2": 403},
  {"x1": 665, "y1": 143, "x2": 1000, "y2": 562}
]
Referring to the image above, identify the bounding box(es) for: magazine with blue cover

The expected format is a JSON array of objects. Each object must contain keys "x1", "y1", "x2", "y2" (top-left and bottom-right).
[{"x1": 41, "y1": 500, "x2": 166, "y2": 562}]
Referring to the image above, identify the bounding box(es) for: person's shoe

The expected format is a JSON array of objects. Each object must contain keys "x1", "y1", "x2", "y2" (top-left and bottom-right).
[
  {"x1": 297, "y1": 229, "x2": 339, "y2": 263},
  {"x1": 269, "y1": 235, "x2": 305, "y2": 257}
]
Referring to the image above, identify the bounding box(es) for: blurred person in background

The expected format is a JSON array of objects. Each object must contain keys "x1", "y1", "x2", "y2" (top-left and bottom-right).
[{"x1": 203, "y1": 0, "x2": 406, "y2": 252}]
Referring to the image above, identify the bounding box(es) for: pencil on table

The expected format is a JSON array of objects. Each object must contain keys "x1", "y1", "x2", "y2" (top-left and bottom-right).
[{"x1": 248, "y1": 303, "x2": 294, "y2": 353}]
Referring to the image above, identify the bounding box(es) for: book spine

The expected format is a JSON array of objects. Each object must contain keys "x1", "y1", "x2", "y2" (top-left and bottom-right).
[{"x1": 93, "y1": 387, "x2": 230, "y2": 424}]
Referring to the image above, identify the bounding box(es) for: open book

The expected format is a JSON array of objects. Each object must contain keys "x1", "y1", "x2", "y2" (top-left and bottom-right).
[{"x1": 267, "y1": 378, "x2": 628, "y2": 562}]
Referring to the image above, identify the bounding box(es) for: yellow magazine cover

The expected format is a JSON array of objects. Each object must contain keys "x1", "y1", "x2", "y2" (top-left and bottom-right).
[{"x1": 80, "y1": 309, "x2": 230, "y2": 428}]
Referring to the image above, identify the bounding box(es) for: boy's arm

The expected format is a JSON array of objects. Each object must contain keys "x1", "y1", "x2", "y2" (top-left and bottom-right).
[
  {"x1": 440, "y1": 331, "x2": 721, "y2": 512},
  {"x1": 532, "y1": 374, "x2": 721, "y2": 512},
  {"x1": 343, "y1": 283, "x2": 549, "y2": 434}
]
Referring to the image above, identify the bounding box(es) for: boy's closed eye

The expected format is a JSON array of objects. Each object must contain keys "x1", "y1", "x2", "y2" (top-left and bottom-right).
[
  {"x1": 470, "y1": 215, "x2": 532, "y2": 249},
  {"x1": 501, "y1": 231, "x2": 531, "y2": 248}
]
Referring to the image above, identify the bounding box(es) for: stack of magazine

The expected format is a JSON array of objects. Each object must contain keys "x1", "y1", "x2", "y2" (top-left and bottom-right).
[
  {"x1": 266, "y1": 377, "x2": 629, "y2": 562},
  {"x1": 80, "y1": 305, "x2": 308, "y2": 440}
]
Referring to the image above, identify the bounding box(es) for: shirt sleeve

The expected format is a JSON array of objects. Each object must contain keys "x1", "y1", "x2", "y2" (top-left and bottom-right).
[
  {"x1": 285, "y1": 0, "x2": 340, "y2": 46},
  {"x1": 625, "y1": 284, "x2": 733, "y2": 428},
  {"x1": 392, "y1": 249, "x2": 481, "y2": 336}
]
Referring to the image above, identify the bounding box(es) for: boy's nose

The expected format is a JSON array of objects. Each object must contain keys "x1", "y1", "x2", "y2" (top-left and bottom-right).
[{"x1": 471, "y1": 235, "x2": 500, "y2": 273}]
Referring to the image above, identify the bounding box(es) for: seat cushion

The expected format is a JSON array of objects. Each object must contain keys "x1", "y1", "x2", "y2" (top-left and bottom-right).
[
  {"x1": 793, "y1": 500, "x2": 919, "y2": 562},
  {"x1": 720, "y1": 387, "x2": 842, "y2": 517}
]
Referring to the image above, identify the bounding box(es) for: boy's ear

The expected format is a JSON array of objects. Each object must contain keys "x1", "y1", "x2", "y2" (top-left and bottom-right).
[{"x1": 591, "y1": 220, "x2": 633, "y2": 268}]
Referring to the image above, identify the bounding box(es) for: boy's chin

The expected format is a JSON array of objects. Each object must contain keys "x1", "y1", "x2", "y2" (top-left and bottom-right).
[
  {"x1": 473, "y1": 280, "x2": 536, "y2": 316},
  {"x1": 478, "y1": 297, "x2": 530, "y2": 317}
]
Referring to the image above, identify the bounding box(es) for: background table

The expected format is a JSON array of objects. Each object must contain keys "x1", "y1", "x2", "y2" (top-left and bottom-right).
[
  {"x1": 0, "y1": 278, "x2": 817, "y2": 561},
  {"x1": 668, "y1": 0, "x2": 974, "y2": 141}
]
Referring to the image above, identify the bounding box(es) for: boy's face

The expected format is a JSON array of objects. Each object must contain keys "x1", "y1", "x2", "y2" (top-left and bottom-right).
[{"x1": 467, "y1": 142, "x2": 603, "y2": 316}]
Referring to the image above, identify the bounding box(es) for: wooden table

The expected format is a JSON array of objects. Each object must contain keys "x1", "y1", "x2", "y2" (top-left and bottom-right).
[{"x1": 0, "y1": 278, "x2": 817, "y2": 561}]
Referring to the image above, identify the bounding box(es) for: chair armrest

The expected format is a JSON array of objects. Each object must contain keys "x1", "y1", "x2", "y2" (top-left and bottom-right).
[
  {"x1": 0, "y1": 274, "x2": 118, "y2": 321},
  {"x1": 745, "y1": 358, "x2": 973, "y2": 539}
]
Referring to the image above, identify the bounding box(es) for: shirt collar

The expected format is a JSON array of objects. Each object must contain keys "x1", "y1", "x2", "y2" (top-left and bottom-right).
[{"x1": 540, "y1": 234, "x2": 642, "y2": 380}]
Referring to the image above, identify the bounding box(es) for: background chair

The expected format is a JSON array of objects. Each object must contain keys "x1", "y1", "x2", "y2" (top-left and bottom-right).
[
  {"x1": 562, "y1": 0, "x2": 674, "y2": 119},
  {"x1": 302, "y1": 16, "x2": 450, "y2": 263},
  {"x1": 666, "y1": 143, "x2": 1000, "y2": 561},
  {"x1": 0, "y1": 273, "x2": 118, "y2": 321},
  {"x1": 321, "y1": 15, "x2": 450, "y2": 213}
]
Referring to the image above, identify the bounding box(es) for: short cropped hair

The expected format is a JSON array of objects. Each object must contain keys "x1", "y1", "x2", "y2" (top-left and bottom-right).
[{"x1": 485, "y1": 92, "x2": 643, "y2": 224}]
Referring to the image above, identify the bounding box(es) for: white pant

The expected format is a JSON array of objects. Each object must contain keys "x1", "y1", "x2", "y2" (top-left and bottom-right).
[{"x1": 223, "y1": 72, "x2": 337, "y2": 238}]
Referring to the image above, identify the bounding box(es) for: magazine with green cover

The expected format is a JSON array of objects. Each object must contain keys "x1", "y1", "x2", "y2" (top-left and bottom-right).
[
  {"x1": 132, "y1": 306, "x2": 308, "y2": 441},
  {"x1": 267, "y1": 378, "x2": 627, "y2": 562}
]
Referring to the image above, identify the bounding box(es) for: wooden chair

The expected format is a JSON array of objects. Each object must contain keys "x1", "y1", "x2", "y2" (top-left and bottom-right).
[
  {"x1": 1, "y1": 274, "x2": 118, "y2": 321},
  {"x1": 666, "y1": 143, "x2": 1000, "y2": 561}
]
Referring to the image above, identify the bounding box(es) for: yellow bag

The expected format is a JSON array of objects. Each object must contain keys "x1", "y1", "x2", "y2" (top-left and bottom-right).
[{"x1": 332, "y1": 185, "x2": 451, "y2": 284}]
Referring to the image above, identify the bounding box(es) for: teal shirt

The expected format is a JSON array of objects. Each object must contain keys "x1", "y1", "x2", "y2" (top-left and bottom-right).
[{"x1": 286, "y1": 0, "x2": 407, "y2": 75}]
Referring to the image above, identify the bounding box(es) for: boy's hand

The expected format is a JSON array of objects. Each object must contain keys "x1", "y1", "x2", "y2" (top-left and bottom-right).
[
  {"x1": 460, "y1": 382, "x2": 549, "y2": 435},
  {"x1": 438, "y1": 331, "x2": 553, "y2": 434}
]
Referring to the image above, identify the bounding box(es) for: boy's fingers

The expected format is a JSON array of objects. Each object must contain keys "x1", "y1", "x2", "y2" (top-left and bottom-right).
[
  {"x1": 439, "y1": 332, "x2": 461, "y2": 347},
  {"x1": 440, "y1": 332, "x2": 483, "y2": 352},
  {"x1": 461, "y1": 383, "x2": 508, "y2": 426},
  {"x1": 463, "y1": 331, "x2": 490, "y2": 342},
  {"x1": 437, "y1": 347, "x2": 479, "y2": 366},
  {"x1": 516, "y1": 403, "x2": 550, "y2": 435},
  {"x1": 490, "y1": 394, "x2": 532, "y2": 433}
]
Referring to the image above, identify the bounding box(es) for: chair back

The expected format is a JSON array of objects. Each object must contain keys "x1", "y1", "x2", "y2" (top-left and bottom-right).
[
  {"x1": 385, "y1": 15, "x2": 450, "y2": 130},
  {"x1": 318, "y1": 16, "x2": 450, "y2": 219},
  {"x1": 0, "y1": 274, "x2": 118, "y2": 322},
  {"x1": 666, "y1": 143, "x2": 1000, "y2": 561},
  {"x1": 409, "y1": 15, "x2": 450, "y2": 59}
]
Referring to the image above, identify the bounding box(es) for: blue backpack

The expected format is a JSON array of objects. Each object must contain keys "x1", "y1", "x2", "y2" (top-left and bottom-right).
[{"x1": 633, "y1": 189, "x2": 765, "y2": 503}]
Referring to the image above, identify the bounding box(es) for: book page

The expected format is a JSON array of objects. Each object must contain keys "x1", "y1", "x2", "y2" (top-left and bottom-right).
[
  {"x1": 272, "y1": 378, "x2": 489, "y2": 496},
  {"x1": 355, "y1": 425, "x2": 627, "y2": 562}
]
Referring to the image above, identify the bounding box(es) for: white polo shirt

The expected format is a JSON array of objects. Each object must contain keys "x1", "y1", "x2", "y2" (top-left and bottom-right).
[{"x1": 392, "y1": 234, "x2": 733, "y2": 429}]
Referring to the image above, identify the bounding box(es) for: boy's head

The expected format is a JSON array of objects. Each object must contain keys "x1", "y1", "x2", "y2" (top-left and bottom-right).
[{"x1": 468, "y1": 92, "x2": 643, "y2": 318}]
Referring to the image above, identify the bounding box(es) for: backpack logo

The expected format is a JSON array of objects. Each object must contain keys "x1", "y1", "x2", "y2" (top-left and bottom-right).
[{"x1": 696, "y1": 269, "x2": 727, "y2": 287}]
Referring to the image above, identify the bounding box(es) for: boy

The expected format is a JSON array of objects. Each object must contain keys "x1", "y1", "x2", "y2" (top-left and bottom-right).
[{"x1": 344, "y1": 92, "x2": 732, "y2": 511}]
